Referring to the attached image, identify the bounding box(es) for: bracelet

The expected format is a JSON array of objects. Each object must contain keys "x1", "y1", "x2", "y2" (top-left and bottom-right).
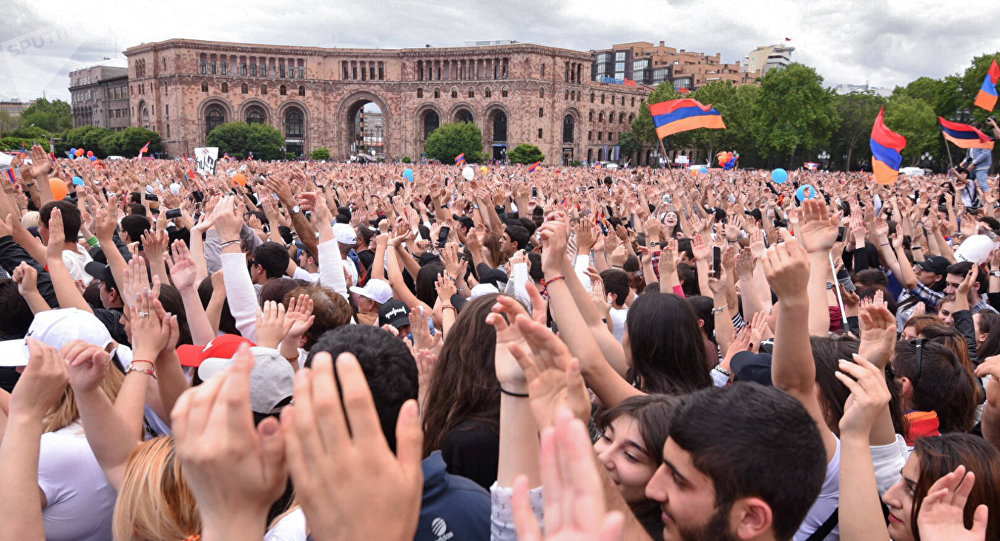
[
  {"x1": 219, "y1": 239, "x2": 240, "y2": 248},
  {"x1": 711, "y1": 304, "x2": 728, "y2": 314},
  {"x1": 713, "y1": 365, "x2": 732, "y2": 377},
  {"x1": 283, "y1": 351, "x2": 300, "y2": 362},
  {"x1": 880, "y1": 242, "x2": 890, "y2": 247},
  {"x1": 542, "y1": 275, "x2": 565, "y2": 288},
  {"x1": 126, "y1": 362, "x2": 157, "y2": 379},
  {"x1": 86, "y1": 236, "x2": 99, "y2": 247},
  {"x1": 499, "y1": 387, "x2": 529, "y2": 398}
]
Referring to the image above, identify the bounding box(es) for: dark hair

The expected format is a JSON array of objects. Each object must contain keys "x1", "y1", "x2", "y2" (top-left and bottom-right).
[
  {"x1": 809, "y1": 335, "x2": 907, "y2": 437},
  {"x1": 39, "y1": 200, "x2": 82, "y2": 240},
  {"x1": 197, "y1": 276, "x2": 238, "y2": 336},
  {"x1": 599, "y1": 269, "x2": 630, "y2": 307},
  {"x1": 911, "y1": 434, "x2": 1000, "y2": 541},
  {"x1": 854, "y1": 269, "x2": 888, "y2": 288},
  {"x1": 676, "y1": 263, "x2": 698, "y2": 297},
  {"x1": 975, "y1": 311, "x2": 1000, "y2": 358},
  {"x1": 623, "y1": 254, "x2": 640, "y2": 273},
  {"x1": 252, "y1": 242, "x2": 290, "y2": 280},
  {"x1": 946, "y1": 261, "x2": 987, "y2": 295},
  {"x1": 669, "y1": 384, "x2": 827, "y2": 541},
  {"x1": 685, "y1": 296, "x2": 716, "y2": 345},
  {"x1": 129, "y1": 202, "x2": 146, "y2": 216},
  {"x1": 422, "y1": 294, "x2": 500, "y2": 456},
  {"x1": 625, "y1": 293, "x2": 712, "y2": 394},
  {"x1": 892, "y1": 339, "x2": 977, "y2": 433},
  {"x1": 527, "y1": 252, "x2": 544, "y2": 283},
  {"x1": 903, "y1": 314, "x2": 944, "y2": 336},
  {"x1": 596, "y1": 394, "x2": 678, "y2": 540},
  {"x1": 0, "y1": 279, "x2": 34, "y2": 338},
  {"x1": 258, "y1": 277, "x2": 308, "y2": 305},
  {"x1": 120, "y1": 215, "x2": 151, "y2": 243},
  {"x1": 305, "y1": 325, "x2": 418, "y2": 452},
  {"x1": 978, "y1": 216, "x2": 1000, "y2": 233},
  {"x1": 415, "y1": 262, "x2": 444, "y2": 307},
  {"x1": 157, "y1": 285, "x2": 193, "y2": 346},
  {"x1": 855, "y1": 285, "x2": 898, "y2": 315},
  {"x1": 918, "y1": 325, "x2": 981, "y2": 402},
  {"x1": 284, "y1": 285, "x2": 352, "y2": 349},
  {"x1": 505, "y1": 224, "x2": 530, "y2": 251}
]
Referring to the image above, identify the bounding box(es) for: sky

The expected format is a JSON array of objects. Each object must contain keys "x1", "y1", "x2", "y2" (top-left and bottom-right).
[{"x1": 1, "y1": 0, "x2": 999, "y2": 103}]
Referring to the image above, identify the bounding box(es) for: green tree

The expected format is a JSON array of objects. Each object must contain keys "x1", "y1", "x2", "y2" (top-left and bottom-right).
[
  {"x1": 751, "y1": 63, "x2": 839, "y2": 165},
  {"x1": 894, "y1": 76, "x2": 962, "y2": 118},
  {"x1": 630, "y1": 82, "x2": 682, "y2": 145},
  {"x1": 883, "y1": 94, "x2": 938, "y2": 167},
  {"x1": 20, "y1": 98, "x2": 72, "y2": 133},
  {"x1": 508, "y1": 143, "x2": 545, "y2": 164},
  {"x1": 401, "y1": 156, "x2": 412, "y2": 163},
  {"x1": 311, "y1": 147, "x2": 331, "y2": 160},
  {"x1": 0, "y1": 111, "x2": 22, "y2": 134},
  {"x1": 82, "y1": 128, "x2": 114, "y2": 157},
  {"x1": 832, "y1": 92, "x2": 886, "y2": 171},
  {"x1": 687, "y1": 81, "x2": 745, "y2": 162},
  {"x1": 618, "y1": 131, "x2": 643, "y2": 163},
  {"x1": 118, "y1": 127, "x2": 162, "y2": 157},
  {"x1": 7, "y1": 125, "x2": 50, "y2": 140},
  {"x1": 100, "y1": 132, "x2": 123, "y2": 157},
  {"x1": 424, "y1": 122, "x2": 483, "y2": 164},
  {"x1": 207, "y1": 122, "x2": 284, "y2": 161}
]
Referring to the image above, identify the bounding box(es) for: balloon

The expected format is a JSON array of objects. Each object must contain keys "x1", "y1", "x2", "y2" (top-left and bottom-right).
[
  {"x1": 796, "y1": 184, "x2": 817, "y2": 202},
  {"x1": 49, "y1": 178, "x2": 68, "y2": 200},
  {"x1": 699, "y1": 166, "x2": 708, "y2": 174},
  {"x1": 75, "y1": 148, "x2": 84, "y2": 157},
  {"x1": 72, "y1": 176, "x2": 84, "y2": 186},
  {"x1": 170, "y1": 183, "x2": 182, "y2": 195},
  {"x1": 403, "y1": 168, "x2": 414, "y2": 182},
  {"x1": 480, "y1": 166, "x2": 488, "y2": 173},
  {"x1": 89, "y1": 156, "x2": 97, "y2": 162},
  {"x1": 232, "y1": 173, "x2": 247, "y2": 187},
  {"x1": 726, "y1": 152, "x2": 734, "y2": 161},
  {"x1": 86, "y1": 150, "x2": 94, "y2": 157},
  {"x1": 69, "y1": 148, "x2": 76, "y2": 155},
  {"x1": 717, "y1": 157, "x2": 726, "y2": 166},
  {"x1": 771, "y1": 168, "x2": 788, "y2": 184},
  {"x1": 462, "y1": 165, "x2": 474, "y2": 181}
]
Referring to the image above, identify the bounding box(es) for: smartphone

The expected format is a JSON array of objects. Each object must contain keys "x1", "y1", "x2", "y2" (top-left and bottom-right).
[
  {"x1": 192, "y1": 190, "x2": 205, "y2": 203},
  {"x1": 145, "y1": 193, "x2": 158, "y2": 202},
  {"x1": 166, "y1": 208, "x2": 182, "y2": 219},
  {"x1": 437, "y1": 226, "x2": 450, "y2": 248},
  {"x1": 836, "y1": 226, "x2": 846, "y2": 242},
  {"x1": 712, "y1": 246, "x2": 721, "y2": 278},
  {"x1": 531, "y1": 187, "x2": 538, "y2": 198}
]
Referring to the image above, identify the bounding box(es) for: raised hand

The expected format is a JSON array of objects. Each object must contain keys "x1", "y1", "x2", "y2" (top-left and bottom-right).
[
  {"x1": 62, "y1": 339, "x2": 112, "y2": 394},
  {"x1": 166, "y1": 240, "x2": 198, "y2": 291},
  {"x1": 29, "y1": 145, "x2": 53, "y2": 180},
  {"x1": 916, "y1": 465, "x2": 989, "y2": 541},
  {"x1": 797, "y1": 198, "x2": 839, "y2": 253},
  {"x1": 760, "y1": 236, "x2": 810, "y2": 301},
  {"x1": 857, "y1": 293, "x2": 896, "y2": 368},
  {"x1": 836, "y1": 354, "x2": 891, "y2": 438},
  {"x1": 255, "y1": 300, "x2": 294, "y2": 349},
  {"x1": 280, "y1": 352, "x2": 423, "y2": 541},
  {"x1": 691, "y1": 233, "x2": 711, "y2": 261},
  {"x1": 45, "y1": 207, "x2": 66, "y2": 261},
  {"x1": 10, "y1": 338, "x2": 69, "y2": 421},
  {"x1": 11, "y1": 261, "x2": 38, "y2": 297}
]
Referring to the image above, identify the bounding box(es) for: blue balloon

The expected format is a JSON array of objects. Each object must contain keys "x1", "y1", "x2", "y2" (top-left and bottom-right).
[
  {"x1": 72, "y1": 176, "x2": 84, "y2": 186},
  {"x1": 796, "y1": 184, "x2": 817, "y2": 202},
  {"x1": 699, "y1": 166, "x2": 708, "y2": 174},
  {"x1": 772, "y1": 168, "x2": 788, "y2": 184},
  {"x1": 403, "y1": 168, "x2": 414, "y2": 182},
  {"x1": 69, "y1": 148, "x2": 76, "y2": 154},
  {"x1": 89, "y1": 156, "x2": 97, "y2": 162}
]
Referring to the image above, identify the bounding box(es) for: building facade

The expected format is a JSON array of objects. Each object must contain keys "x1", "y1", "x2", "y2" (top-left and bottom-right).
[
  {"x1": 69, "y1": 65, "x2": 130, "y2": 130},
  {"x1": 592, "y1": 42, "x2": 759, "y2": 90},
  {"x1": 124, "y1": 39, "x2": 652, "y2": 164},
  {"x1": 0, "y1": 99, "x2": 35, "y2": 116},
  {"x1": 745, "y1": 44, "x2": 795, "y2": 75}
]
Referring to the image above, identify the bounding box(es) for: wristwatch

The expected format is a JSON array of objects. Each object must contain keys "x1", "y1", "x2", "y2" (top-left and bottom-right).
[
  {"x1": 290, "y1": 205, "x2": 301, "y2": 215},
  {"x1": 990, "y1": 271, "x2": 1000, "y2": 278}
]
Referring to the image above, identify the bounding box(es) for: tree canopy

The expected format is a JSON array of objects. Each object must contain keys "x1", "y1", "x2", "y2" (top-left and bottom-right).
[
  {"x1": 207, "y1": 121, "x2": 285, "y2": 160},
  {"x1": 424, "y1": 122, "x2": 483, "y2": 164},
  {"x1": 20, "y1": 98, "x2": 72, "y2": 133},
  {"x1": 508, "y1": 143, "x2": 545, "y2": 164}
]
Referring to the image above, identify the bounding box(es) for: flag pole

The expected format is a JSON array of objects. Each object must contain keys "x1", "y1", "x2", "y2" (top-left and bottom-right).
[
  {"x1": 657, "y1": 136, "x2": 678, "y2": 185},
  {"x1": 941, "y1": 133, "x2": 955, "y2": 171}
]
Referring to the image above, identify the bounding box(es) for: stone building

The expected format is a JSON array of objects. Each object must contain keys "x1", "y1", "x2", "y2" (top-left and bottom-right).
[
  {"x1": 592, "y1": 41, "x2": 759, "y2": 90},
  {"x1": 69, "y1": 64, "x2": 130, "y2": 129},
  {"x1": 0, "y1": 99, "x2": 35, "y2": 116},
  {"x1": 124, "y1": 39, "x2": 653, "y2": 164}
]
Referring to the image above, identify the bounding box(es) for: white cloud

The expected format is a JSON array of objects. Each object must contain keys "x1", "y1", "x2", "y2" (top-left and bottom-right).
[{"x1": 1, "y1": 0, "x2": 998, "y2": 102}]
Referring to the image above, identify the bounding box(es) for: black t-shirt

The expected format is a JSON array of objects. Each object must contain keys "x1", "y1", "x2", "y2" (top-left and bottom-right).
[{"x1": 440, "y1": 419, "x2": 500, "y2": 491}]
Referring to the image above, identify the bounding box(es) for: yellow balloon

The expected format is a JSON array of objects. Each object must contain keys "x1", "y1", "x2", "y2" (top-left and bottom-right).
[{"x1": 480, "y1": 166, "x2": 488, "y2": 173}]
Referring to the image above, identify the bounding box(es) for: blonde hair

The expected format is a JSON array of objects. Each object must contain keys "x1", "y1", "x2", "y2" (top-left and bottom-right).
[
  {"x1": 42, "y1": 360, "x2": 124, "y2": 433},
  {"x1": 112, "y1": 437, "x2": 201, "y2": 541},
  {"x1": 21, "y1": 211, "x2": 39, "y2": 228}
]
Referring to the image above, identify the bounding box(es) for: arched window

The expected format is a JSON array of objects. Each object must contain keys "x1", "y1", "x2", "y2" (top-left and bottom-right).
[
  {"x1": 609, "y1": 112, "x2": 615, "y2": 123},
  {"x1": 601, "y1": 94, "x2": 605, "y2": 104},
  {"x1": 298, "y1": 86, "x2": 305, "y2": 96},
  {"x1": 246, "y1": 106, "x2": 266, "y2": 125},
  {"x1": 631, "y1": 97, "x2": 635, "y2": 107},
  {"x1": 468, "y1": 87, "x2": 475, "y2": 98},
  {"x1": 590, "y1": 92, "x2": 595, "y2": 103},
  {"x1": 599, "y1": 112, "x2": 604, "y2": 122},
  {"x1": 423, "y1": 110, "x2": 439, "y2": 140},
  {"x1": 620, "y1": 113, "x2": 625, "y2": 124},
  {"x1": 201, "y1": 82, "x2": 208, "y2": 92},
  {"x1": 451, "y1": 88, "x2": 458, "y2": 99},
  {"x1": 539, "y1": 88, "x2": 544, "y2": 99},
  {"x1": 221, "y1": 82, "x2": 228, "y2": 93},
  {"x1": 285, "y1": 108, "x2": 303, "y2": 137},
  {"x1": 492, "y1": 110, "x2": 507, "y2": 142},
  {"x1": 417, "y1": 87, "x2": 424, "y2": 98},
  {"x1": 241, "y1": 83, "x2": 248, "y2": 94},
  {"x1": 279, "y1": 85, "x2": 287, "y2": 96},
  {"x1": 205, "y1": 104, "x2": 225, "y2": 136},
  {"x1": 562, "y1": 115, "x2": 575, "y2": 143},
  {"x1": 261, "y1": 84, "x2": 267, "y2": 95},
  {"x1": 434, "y1": 88, "x2": 440, "y2": 99},
  {"x1": 501, "y1": 86, "x2": 509, "y2": 98},
  {"x1": 457, "y1": 110, "x2": 473, "y2": 124},
  {"x1": 141, "y1": 105, "x2": 150, "y2": 129},
  {"x1": 589, "y1": 110, "x2": 594, "y2": 122},
  {"x1": 485, "y1": 87, "x2": 492, "y2": 98}
]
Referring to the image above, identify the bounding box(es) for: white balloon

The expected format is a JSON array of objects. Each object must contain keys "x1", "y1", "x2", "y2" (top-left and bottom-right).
[
  {"x1": 170, "y1": 183, "x2": 182, "y2": 195},
  {"x1": 462, "y1": 165, "x2": 475, "y2": 181}
]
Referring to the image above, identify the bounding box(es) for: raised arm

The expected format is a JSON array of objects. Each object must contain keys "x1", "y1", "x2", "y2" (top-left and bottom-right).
[{"x1": 797, "y1": 199, "x2": 839, "y2": 336}]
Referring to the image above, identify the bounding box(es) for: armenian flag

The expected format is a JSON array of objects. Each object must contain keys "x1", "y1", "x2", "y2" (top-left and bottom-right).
[
  {"x1": 454, "y1": 153, "x2": 465, "y2": 165},
  {"x1": 138, "y1": 141, "x2": 150, "y2": 158},
  {"x1": 528, "y1": 161, "x2": 541, "y2": 173},
  {"x1": 870, "y1": 107, "x2": 907, "y2": 185},
  {"x1": 939, "y1": 117, "x2": 995, "y2": 149},
  {"x1": 974, "y1": 59, "x2": 1000, "y2": 111},
  {"x1": 649, "y1": 99, "x2": 725, "y2": 139},
  {"x1": 804, "y1": 162, "x2": 819, "y2": 171},
  {"x1": 5, "y1": 169, "x2": 15, "y2": 183}
]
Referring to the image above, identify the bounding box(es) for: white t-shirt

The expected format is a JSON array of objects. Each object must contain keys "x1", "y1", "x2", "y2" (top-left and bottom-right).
[
  {"x1": 794, "y1": 438, "x2": 841, "y2": 541},
  {"x1": 609, "y1": 307, "x2": 628, "y2": 341},
  {"x1": 264, "y1": 508, "x2": 308, "y2": 541},
  {"x1": 38, "y1": 422, "x2": 116, "y2": 541},
  {"x1": 62, "y1": 246, "x2": 94, "y2": 286}
]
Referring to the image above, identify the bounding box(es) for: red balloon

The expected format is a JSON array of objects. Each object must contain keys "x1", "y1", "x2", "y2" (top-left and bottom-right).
[
  {"x1": 75, "y1": 148, "x2": 84, "y2": 157},
  {"x1": 86, "y1": 150, "x2": 94, "y2": 157}
]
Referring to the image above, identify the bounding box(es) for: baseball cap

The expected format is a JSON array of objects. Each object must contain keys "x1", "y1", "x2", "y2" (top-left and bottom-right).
[
  {"x1": 333, "y1": 223, "x2": 357, "y2": 245},
  {"x1": 85, "y1": 261, "x2": 117, "y2": 291},
  {"x1": 0, "y1": 308, "x2": 115, "y2": 367},
  {"x1": 349, "y1": 278, "x2": 393, "y2": 305},
  {"x1": 177, "y1": 334, "x2": 255, "y2": 368},
  {"x1": 470, "y1": 283, "x2": 500, "y2": 299},
  {"x1": 730, "y1": 351, "x2": 773, "y2": 387},
  {"x1": 378, "y1": 299, "x2": 410, "y2": 329},
  {"x1": 197, "y1": 346, "x2": 294, "y2": 414},
  {"x1": 917, "y1": 255, "x2": 950, "y2": 276}
]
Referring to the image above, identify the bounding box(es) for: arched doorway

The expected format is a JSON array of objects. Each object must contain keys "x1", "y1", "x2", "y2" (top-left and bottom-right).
[
  {"x1": 423, "y1": 110, "x2": 440, "y2": 140},
  {"x1": 561, "y1": 114, "x2": 576, "y2": 165},
  {"x1": 139, "y1": 101, "x2": 151, "y2": 130},
  {"x1": 284, "y1": 107, "x2": 305, "y2": 157},
  {"x1": 455, "y1": 108, "x2": 474, "y2": 124},
  {"x1": 245, "y1": 105, "x2": 266, "y2": 124},
  {"x1": 346, "y1": 101, "x2": 384, "y2": 161},
  {"x1": 487, "y1": 108, "x2": 508, "y2": 162},
  {"x1": 205, "y1": 104, "x2": 225, "y2": 137}
]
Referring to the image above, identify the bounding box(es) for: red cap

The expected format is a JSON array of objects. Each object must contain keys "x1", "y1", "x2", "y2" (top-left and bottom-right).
[{"x1": 177, "y1": 334, "x2": 255, "y2": 367}]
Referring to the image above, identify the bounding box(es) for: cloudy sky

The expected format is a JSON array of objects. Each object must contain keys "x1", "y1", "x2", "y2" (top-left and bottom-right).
[{"x1": 1, "y1": 0, "x2": 998, "y2": 103}]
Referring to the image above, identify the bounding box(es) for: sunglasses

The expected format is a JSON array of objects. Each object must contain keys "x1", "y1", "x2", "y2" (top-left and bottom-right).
[{"x1": 908, "y1": 338, "x2": 925, "y2": 384}]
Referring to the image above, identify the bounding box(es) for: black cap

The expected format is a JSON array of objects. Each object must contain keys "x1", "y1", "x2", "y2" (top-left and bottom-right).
[
  {"x1": 378, "y1": 300, "x2": 410, "y2": 329},
  {"x1": 917, "y1": 256, "x2": 950, "y2": 276},
  {"x1": 730, "y1": 351, "x2": 773, "y2": 386},
  {"x1": 84, "y1": 261, "x2": 117, "y2": 291}
]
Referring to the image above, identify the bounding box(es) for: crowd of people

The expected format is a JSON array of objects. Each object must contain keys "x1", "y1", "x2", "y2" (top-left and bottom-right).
[{"x1": 1, "y1": 142, "x2": 1000, "y2": 541}]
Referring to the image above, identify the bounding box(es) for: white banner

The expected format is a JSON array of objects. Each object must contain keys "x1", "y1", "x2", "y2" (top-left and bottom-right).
[
  {"x1": 674, "y1": 155, "x2": 689, "y2": 164},
  {"x1": 195, "y1": 147, "x2": 219, "y2": 177}
]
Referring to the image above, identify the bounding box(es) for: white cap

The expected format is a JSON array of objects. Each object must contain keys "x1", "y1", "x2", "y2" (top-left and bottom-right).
[
  {"x1": 0, "y1": 308, "x2": 115, "y2": 367},
  {"x1": 333, "y1": 223, "x2": 357, "y2": 245},
  {"x1": 955, "y1": 235, "x2": 996, "y2": 265},
  {"x1": 349, "y1": 278, "x2": 393, "y2": 305},
  {"x1": 198, "y1": 347, "x2": 295, "y2": 414},
  {"x1": 470, "y1": 283, "x2": 500, "y2": 300}
]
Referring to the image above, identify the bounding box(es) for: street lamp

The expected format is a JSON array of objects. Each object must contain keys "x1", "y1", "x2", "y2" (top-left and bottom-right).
[{"x1": 818, "y1": 151, "x2": 830, "y2": 169}]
